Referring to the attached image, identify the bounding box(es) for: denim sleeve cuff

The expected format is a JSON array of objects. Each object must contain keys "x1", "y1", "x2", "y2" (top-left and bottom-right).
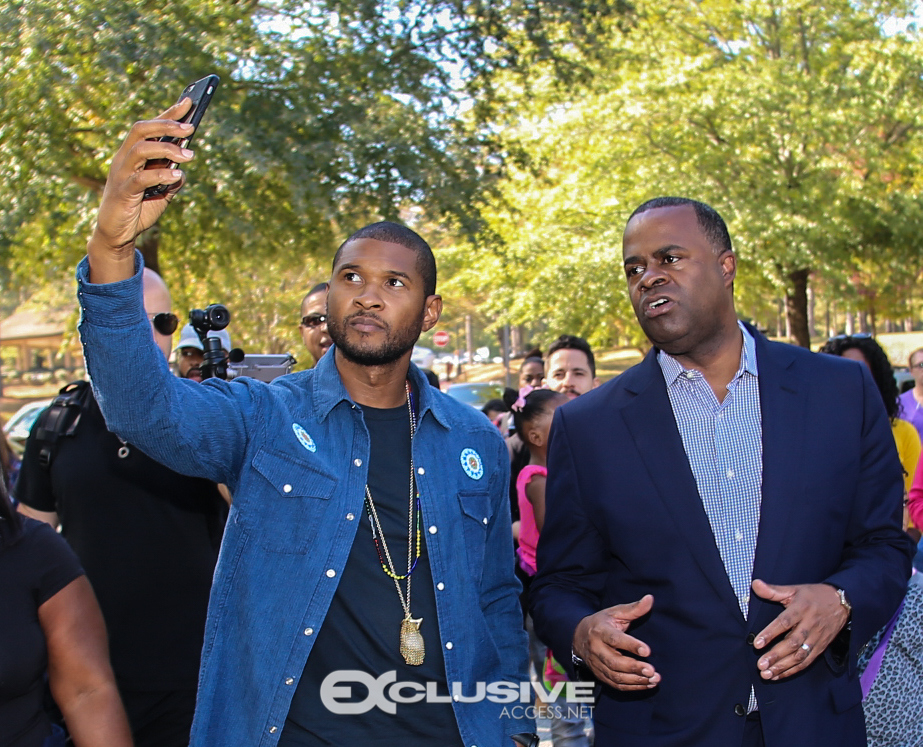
[{"x1": 75, "y1": 251, "x2": 147, "y2": 328}]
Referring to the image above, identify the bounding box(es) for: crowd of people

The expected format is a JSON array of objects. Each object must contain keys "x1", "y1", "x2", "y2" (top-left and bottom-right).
[{"x1": 1, "y1": 100, "x2": 921, "y2": 747}]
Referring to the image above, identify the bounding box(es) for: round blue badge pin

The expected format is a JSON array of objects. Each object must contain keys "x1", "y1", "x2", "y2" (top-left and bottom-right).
[
  {"x1": 292, "y1": 423, "x2": 317, "y2": 453},
  {"x1": 460, "y1": 448, "x2": 484, "y2": 480}
]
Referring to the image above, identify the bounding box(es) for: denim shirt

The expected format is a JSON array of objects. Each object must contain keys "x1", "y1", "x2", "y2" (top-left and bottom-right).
[{"x1": 76, "y1": 254, "x2": 531, "y2": 746}]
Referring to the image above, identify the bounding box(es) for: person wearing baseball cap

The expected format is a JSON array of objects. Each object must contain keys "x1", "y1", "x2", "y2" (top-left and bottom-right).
[{"x1": 174, "y1": 324, "x2": 232, "y2": 382}]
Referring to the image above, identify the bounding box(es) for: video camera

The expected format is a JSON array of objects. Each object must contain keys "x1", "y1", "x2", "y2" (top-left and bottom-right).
[{"x1": 188, "y1": 304, "x2": 296, "y2": 382}]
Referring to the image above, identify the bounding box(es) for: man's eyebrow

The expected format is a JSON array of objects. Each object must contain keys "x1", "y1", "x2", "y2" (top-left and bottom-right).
[
  {"x1": 653, "y1": 244, "x2": 685, "y2": 258},
  {"x1": 623, "y1": 244, "x2": 686, "y2": 267},
  {"x1": 336, "y1": 262, "x2": 412, "y2": 281}
]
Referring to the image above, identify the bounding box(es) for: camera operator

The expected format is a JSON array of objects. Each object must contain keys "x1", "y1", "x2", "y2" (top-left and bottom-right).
[{"x1": 174, "y1": 323, "x2": 232, "y2": 382}]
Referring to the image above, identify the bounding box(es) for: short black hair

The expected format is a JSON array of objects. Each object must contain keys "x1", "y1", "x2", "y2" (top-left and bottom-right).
[
  {"x1": 481, "y1": 399, "x2": 508, "y2": 416},
  {"x1": 519, "y1": 356, "x2": 544, "y2": 372},
  {"x1": 301, "y1": 282, "x2": 328, "y2": 308},
  {"x1": 332, "y1": 221, "x2": 437, "y2": 297},
  {"x1": 546, "y1": 334, "x2": 596, "y2": 377},
  {"x1": 629, "y1": 197, "x2": 732, "y2": 256},
  {"x1": 819, "y1": 335, "x2": 899, "y2": 421}
]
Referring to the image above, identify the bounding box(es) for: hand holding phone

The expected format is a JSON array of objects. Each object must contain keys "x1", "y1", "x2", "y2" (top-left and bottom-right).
[{"x1": 143, "y1": 74, "x2": 219, "y2": 199}]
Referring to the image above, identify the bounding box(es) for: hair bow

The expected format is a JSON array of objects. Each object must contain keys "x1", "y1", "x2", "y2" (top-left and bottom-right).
[{"x1": 511, "y1": 385, "x2": 534, "y2": 412}]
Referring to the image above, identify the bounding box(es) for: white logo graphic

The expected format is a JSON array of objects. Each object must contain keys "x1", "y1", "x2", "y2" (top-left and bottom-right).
[
  {"x1": 292, "y1": 423, "x2": 317, "y2": 453},
  {"x1": 460, "y1": 448, "x2": 484, "y2": 480},
  {"x1": 319, "y1": 670, "x2": 594, "y2": 715}
]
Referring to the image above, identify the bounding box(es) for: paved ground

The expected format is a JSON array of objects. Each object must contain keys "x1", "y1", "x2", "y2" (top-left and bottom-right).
[{"x1": 536, "y1": 712, "x2": 594, "y2": 746}]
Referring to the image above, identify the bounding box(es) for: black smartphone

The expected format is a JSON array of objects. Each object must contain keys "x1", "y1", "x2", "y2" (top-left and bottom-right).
[{"x1": 143, "y1": 74, "x2": 220, "y2": 199}]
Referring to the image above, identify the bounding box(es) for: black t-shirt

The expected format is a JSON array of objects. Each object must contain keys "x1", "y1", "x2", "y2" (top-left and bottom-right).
[
  {"x1": 279, "y1": 397, "x2": 463, "y2": 746},
  {"x1": 15, "y1": 392, "x2": 227, "y2": 690},
  {"x1": 0, "y1": 517, "x2": 84, "y2": 747}
]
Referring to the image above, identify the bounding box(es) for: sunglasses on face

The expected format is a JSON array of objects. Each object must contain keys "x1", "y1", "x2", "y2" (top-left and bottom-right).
[
  {"x1": 148, "y1": 312, "x2": 179, "y2": 336},
  {"x1": 828, "y1": 333, "x2": 872, "y2": 342},
  {"x1": 301, "y1": 313, "x2": 327, "y2": 329}
]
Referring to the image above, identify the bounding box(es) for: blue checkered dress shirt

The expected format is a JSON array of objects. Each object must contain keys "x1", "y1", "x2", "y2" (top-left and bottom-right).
[{"x1": 658, "y1": 323, "x2": 763, "y2": 710}]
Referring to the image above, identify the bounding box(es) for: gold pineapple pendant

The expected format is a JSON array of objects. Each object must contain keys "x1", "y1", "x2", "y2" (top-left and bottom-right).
[{"x1": 400, "y1": 616, "x2": 425, "y2": 665}]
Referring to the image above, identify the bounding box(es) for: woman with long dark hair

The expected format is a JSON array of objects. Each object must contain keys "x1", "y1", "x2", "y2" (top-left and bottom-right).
[
  {"x1": 0, "y1": 464, "x2": 132, "y2": 746},
  {"x1": 820, "y1": 334, "x2": 921, "y2": 497}
]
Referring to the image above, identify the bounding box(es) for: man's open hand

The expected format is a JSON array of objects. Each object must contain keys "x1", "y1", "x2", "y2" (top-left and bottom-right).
[
  {"x1": 751, "y1": 579, "x2": 849, "y2": 681},
  {"x1": 572, "y1": 595, "x2": 659, "y2": 691}
]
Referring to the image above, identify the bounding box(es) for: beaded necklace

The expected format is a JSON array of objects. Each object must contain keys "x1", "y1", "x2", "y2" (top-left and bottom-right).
[{"x1": 363, "y1": 380, "x2": 425, "y2": 665}]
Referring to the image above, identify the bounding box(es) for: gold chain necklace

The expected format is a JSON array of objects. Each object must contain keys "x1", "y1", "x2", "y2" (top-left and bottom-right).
[{"x1": 363, "y1": 381, "x2": 425, "y2": 665}]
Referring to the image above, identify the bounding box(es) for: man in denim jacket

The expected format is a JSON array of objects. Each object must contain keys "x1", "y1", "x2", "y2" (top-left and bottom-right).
[{"x1": 75, "y1": 99, "x2": 533, "y2": 747}]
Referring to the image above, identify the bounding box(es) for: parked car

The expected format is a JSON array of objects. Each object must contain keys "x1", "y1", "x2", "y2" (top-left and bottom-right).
[
  {"x1": 411, "y1": 346, "x2": 435, "y2": 370},
  {"x1": 445, "y1": 383, "x2": 506, "y2": 410},
  {"x1": 3, "y1": 399, "x2": 51, "y2": 456},
  {"x1": 894, "y1": 367, "x2": 914, "y2": 394}
]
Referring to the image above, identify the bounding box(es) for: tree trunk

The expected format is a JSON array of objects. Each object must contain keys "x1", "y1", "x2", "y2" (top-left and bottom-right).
[
  {"x1": 136, "y1": 224, "x2": 161, "y2": 276},
  {"x1": 807, "y1": 284, "x2": 816, "y2": 338},
  {"x1": 785, "y1": 268, "x2": 811, "y2": 348}
]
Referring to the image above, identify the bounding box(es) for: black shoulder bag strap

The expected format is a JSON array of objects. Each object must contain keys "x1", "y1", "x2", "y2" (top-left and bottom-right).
[{"x1": 35, "y1": 380, "x2": 92, "y2": 470}]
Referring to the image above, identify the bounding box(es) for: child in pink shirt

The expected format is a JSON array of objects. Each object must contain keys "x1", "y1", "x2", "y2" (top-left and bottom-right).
[{"x1": 509, "y1": 388, "x2": 568, "y2": 577}]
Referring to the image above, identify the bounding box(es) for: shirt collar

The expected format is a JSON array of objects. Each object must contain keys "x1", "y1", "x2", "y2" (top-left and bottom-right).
[
  {"x1": 657, "y1": 320, "x2": 759, "y2": 386},
  {"x1": 310, "y1": 345, "x2": 452, "y2": 430}
]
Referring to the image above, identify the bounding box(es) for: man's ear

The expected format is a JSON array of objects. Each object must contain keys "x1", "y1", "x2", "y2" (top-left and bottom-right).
[
  {"x1": 720, "y1": 251, "x2": 737, "y2": 287},
  {"x1": 421, "y1": 295, "x2": 443, "y2": 332}
]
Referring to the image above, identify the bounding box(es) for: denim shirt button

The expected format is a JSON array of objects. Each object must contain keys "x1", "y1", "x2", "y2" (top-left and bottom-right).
[
  {"x1": 283, "y1": 484, "x2": 293, "y2": 493},
  {"x1": 436, "y1": 582, "x2": 445, "y2": 590},
  {"x1": 428, "y1": 525, "x2": 437, "y2": 534},
  {"x1": 354, "y1": 458, "x2": 362, "y2": 467},
  {"x1": 346, "y1": 513, "x2": 355, "y2": 521},
  {"x1": 445, "y1": 641, "x2": 453, "y2": 649},
  {"x1": 269, "y1": 726, "x2": 277, "y2": 733},
  {"x1": 285, "y1": 677, "x2": 294, "y2": 685},
  {"x1": 482, "y1": 517, "x2": 488, "y2": 525},
  {"x1": 326, "y1": 569, "x2": 336, "y2": 578},
  {"x1": 417, "y1": 467, "x2": 425, "y2": 475},
  {"x1": 304, "y1": 628, "x2": 314, "y2": 636}
]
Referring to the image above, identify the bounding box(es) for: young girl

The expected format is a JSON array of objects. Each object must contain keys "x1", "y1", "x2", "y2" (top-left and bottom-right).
[
  {"x1": 507, "y1": 386, "x2": 591, "y2": 747},
  {"x1": 506, "y1": 387, "x2": 569, "y2": 578}
]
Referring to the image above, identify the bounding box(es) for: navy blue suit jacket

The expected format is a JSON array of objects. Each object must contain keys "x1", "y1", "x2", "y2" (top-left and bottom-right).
[{"x1": 530, "y1": 329, "x2": 914, "y2": 747}]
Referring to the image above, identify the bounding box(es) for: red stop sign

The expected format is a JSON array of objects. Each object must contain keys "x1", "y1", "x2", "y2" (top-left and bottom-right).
[{"x1": 433, "y1": 331, "x2": 450, "y2": 348}]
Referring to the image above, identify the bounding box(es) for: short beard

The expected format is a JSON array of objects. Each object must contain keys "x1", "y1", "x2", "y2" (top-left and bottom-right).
[{"x1": 327, "y1": 310, "x2": 423, "y2": 367}]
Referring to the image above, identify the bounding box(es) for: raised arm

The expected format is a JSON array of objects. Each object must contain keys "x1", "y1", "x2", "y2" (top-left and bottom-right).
[
  {"x1": 77, "y1": 101, "x2": 250, "y2": 484},
  {"x1": 87, "y1": 99, "x2": 196, "y2": 284}
]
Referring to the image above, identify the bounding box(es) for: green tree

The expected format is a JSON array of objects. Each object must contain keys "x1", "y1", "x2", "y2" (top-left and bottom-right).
[
  {"x1": 466, "y1": 0, "x2": 923, "y2": 348},
  {"x1": 0, "y1": 0, "x2": 629, "y2": 351}
]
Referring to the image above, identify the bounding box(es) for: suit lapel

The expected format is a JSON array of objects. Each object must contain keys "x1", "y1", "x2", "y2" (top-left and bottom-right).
[
  {"x1": 749, "y1": 333, "x2": 807, "y2": 593},
  {"x1": 621, "y1": 351, "x2": 742, "y2": 616}
]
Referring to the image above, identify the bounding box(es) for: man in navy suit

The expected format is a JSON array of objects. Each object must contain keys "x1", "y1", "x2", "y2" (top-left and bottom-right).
[{"x1": 530, "y1": 197, "x2": 914, "y2": 746}]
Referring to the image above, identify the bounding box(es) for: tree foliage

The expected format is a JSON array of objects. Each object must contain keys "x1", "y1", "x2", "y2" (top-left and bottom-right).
[
  {"x1": 0, "y1": 0, "x2": 631, "y2": 354},
  {"x1": 462, "y1": 0, "x2": 923, "y2": 348}
]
